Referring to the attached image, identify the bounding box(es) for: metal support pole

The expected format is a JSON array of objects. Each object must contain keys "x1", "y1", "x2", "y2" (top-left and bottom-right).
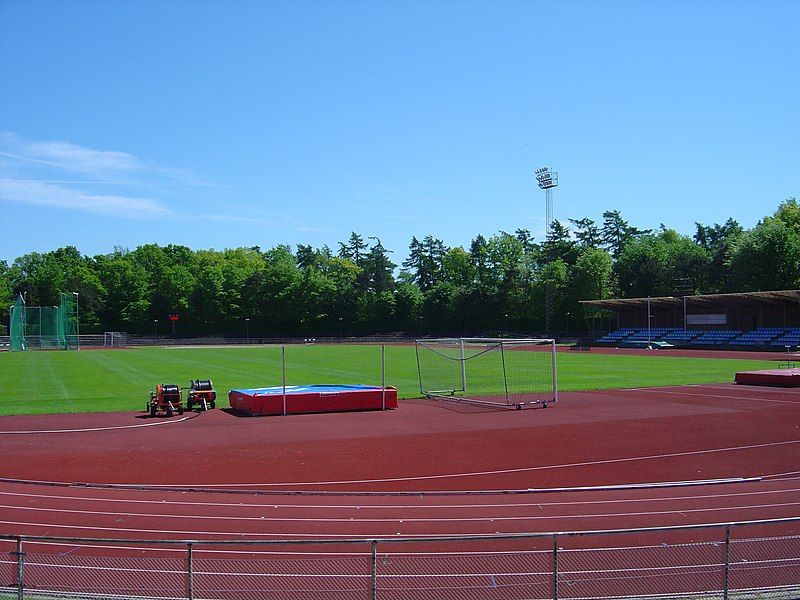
[
  {"x1": 723, "y1": 525, "x2": 731, "y2": 600},
  {"x1": 371, "y1": 540, "x2": 378, "y2": 600},
  {"x1": 500, "y1": 341, "x2": 509, "y2": 403},
  {"x1": 552, "y1": 534, "x2": 559, "y2": 600},
  {"x1": 551, "y1": 339, "x2": 558, "y2": 404},
  {"x1": 380, "y1": 345, "x2": 386, "y2": 411},
  {"x1": 74, "y1": 292, "x2": 80, "y2": 349},
  {"x1": 15, "y1": 537, "x2": 24, "y2": 600},
  {"x1": 683, "y1": 296, "x2": 687, "y2": 331},
  {"x1": 187, "y1": 543, "x2": 194, "y2": 600},
  {"x1": 281, "y1": 345, "x2": 287, "y2": 416},
  {"x1": 459, "y1": 339, "x2": 467, "y2": 392}
]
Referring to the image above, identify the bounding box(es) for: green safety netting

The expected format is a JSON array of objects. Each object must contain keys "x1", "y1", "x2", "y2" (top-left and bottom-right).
[{"x1": 9, "y1": 293, "x2": 79, "y2": 351}]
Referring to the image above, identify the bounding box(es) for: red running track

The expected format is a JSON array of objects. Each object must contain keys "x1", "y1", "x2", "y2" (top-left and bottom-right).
[{"x1": 1, "y1": 383, "x2": 799, "y2": 598}]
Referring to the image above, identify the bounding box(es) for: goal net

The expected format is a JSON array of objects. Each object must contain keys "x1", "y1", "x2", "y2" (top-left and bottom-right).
[
  {"x1": 415, "y1": 338, "x2": 557, "y2": 409},
  {"x1": 104, "y1": 332, "x2": 127, "y2": 348}
]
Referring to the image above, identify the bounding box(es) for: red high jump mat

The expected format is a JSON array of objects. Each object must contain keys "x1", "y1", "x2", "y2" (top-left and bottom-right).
[
  {"x1": 228, "y1": 384, "x2": 398, "y2": 416},
  {"x1": 734, "y1": 368, "x2": 800, "y2": 387}
]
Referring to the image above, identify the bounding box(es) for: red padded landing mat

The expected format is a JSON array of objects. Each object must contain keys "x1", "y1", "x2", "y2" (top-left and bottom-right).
[{"x1": 735, "y1": 368, "x2": 800, "y2": 387}]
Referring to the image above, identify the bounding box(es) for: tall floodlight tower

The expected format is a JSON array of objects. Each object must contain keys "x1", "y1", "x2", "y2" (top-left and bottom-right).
[{"x1": 535, "y1": 166, "x2": 558, "y2": 335}]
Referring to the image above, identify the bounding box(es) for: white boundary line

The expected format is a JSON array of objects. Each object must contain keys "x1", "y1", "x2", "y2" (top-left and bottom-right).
[
  {"x1": 2, "y1": 500, "x2": 799, "y2": 525},
  {"x1": 89, "y1": 438, "x2": 800, "y2": 487},
  {"x1": 3, "y1": 505, "x2": 799, "y2": 538},
  {"x1": 0, "y1": 416, "x2": 192, "y2": 435},
  {"x1": 630, "y1": 387, "x2": 800, "y2": 404},
  {"x1": 1, "y1": 484, "x2": 799, "y2": 511}
]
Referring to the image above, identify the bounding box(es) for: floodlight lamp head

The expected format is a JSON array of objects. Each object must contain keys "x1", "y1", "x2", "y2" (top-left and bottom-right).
[{"x1": 535, "y1": 166, "x2": 558, "y2": 189}]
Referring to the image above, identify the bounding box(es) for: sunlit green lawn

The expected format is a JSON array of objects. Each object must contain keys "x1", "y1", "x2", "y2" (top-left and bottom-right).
[{"x1": 0, "y1": 345, "x2": 775, "y2": 416}]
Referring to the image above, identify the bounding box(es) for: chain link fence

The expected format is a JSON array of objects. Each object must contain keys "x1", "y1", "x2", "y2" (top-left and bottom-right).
[{"x1": 2, "y1": 518, "x2": 799, "y2": 599}]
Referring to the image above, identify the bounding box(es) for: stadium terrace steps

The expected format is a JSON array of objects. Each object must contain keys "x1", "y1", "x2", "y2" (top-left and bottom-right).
[
  {"x1": 595, "y1": 327, "x2": 799, "y2": 350},
  {"x1": 770, "y1": 328, "x2": 800, "y2": 348}
]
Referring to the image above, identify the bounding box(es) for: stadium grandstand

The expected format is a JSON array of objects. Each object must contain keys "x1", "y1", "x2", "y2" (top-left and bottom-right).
[{"x1": 581, "y1": 289, "x2": 800, "y2": 350}]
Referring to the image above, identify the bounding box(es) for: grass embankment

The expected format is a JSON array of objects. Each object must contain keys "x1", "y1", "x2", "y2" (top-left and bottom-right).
[{"x1": 0, "y1": 345, "x2": 774, "y2": 416}]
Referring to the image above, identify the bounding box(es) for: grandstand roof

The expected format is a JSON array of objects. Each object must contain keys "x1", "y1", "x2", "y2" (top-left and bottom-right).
[{"x1": 580, "y1": 290, "x2": 800, "y2": 311}]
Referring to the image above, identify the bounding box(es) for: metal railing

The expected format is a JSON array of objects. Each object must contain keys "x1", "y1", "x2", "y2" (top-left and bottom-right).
[{"x1": 2, "y1": 517, "x2": 799, "y2": 599}]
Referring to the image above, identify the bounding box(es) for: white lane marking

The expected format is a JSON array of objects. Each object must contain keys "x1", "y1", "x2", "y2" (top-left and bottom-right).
[
  {"x1": 1, "y1": 484, "x2": 798, "y2": 511},
  {"x1": 630, "y1": 388, "x2": 800, "y2": 404},
  {"x1": 690, "y1": 384, "x2": 800, "y2": 396},
  {"x1": 90, "y1": 438, "x2": 800, "y2": 487},
  {"x1": 0, "y1": 416, "x2": 191, "y2": 434},
  {"x1": 1, "y1": 499, "x2": 796, "y2": 537},
  {"x1": 763, "y1": 470, "x2": 800, "y2": 479},
  {"x1": 17, "y1": 537, "x2": 751, "y2": 557},
  {"x1": 2, "y1": 499, "x2": 800, "y2": 524}
]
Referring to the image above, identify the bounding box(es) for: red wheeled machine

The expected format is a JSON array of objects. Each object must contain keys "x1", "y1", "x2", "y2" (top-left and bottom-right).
[
  {"x1": 186, "y1": 379, "x2": 217, "y2": 411},
  {"x1": 147, "y1": 384, "x2": 184, "y2": 417}
]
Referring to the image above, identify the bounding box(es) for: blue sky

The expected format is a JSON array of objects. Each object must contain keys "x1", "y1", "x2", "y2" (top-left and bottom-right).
[{"x1": 1, "y1": 0, "x2": 798, "y2": 263}]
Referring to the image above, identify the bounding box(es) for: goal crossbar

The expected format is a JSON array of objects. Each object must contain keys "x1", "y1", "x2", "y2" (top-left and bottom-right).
[{"x1": 415, "y1": 338, "x2": 558, "y2": 409}]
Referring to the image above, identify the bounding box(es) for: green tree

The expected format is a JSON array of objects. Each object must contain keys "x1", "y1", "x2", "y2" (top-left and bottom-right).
[
  {"x1": 319, "y1": 255, "x2": 362, "y2": 329},
  {"x1": 693, "y1": 218, "x2": 742, "y2": 292},
  {"x1": 541, "y1": 259, "x2": 569, "y2": 330},
  {"x1": 219, "y1": 247, "x2": 266, "y2": 328},
  {"x1": 469, "y1": 234, "x2": 491, "y2": 287},
  {"x1": 422, "y1": 281, "x2": 458, "y2": 331},
  {"x1": 616, "y1": 235, "x2": 672, "y2": 297},
  {"x1": 514, "y1": 228, "x2": 536, "y2": 253},
  {"x1": 11, "y1": 247, "x2": 105, "y2": 327},
  {"x1": 362, "y1": 238, "x2": 396, "y2": 294},
  {"x1": 94, "y1": 249, "x2": 150, "y2": 328},
  {"x1": 0, "y1": 261, "x2": 12, "y2": 334},
  {"x1": 616, "y1": 230, "x2": 710, "y2": 298},
  {"x1": 442, "y1": 247, "x2": 475, "y2": 287},
  {"x1": 192, "y1": 250, "x2": 226, "y2": 331},
  {"x1": 728, "y1": 219, "x2": 800, "y2": 291},
  {"x1": 601, "y1": 210, "x2": 650, "y2": 259},
  {"x1": 402, "y1": 235, "x2": 447, "y2": 291},
  {"x1": 571, "y1": 247, "x2": 614, "y2": 302},
  {"x1": 544, "y1": 219, "x2": 579, "y2": 265},
  {"x1": 772, "y1": 197, "x2": 800, "y2": 233},
  {"x1": 338, "y1": 232, "x2": 368, "y2": 265},
  {"x1": 394, "y1": 282, "x2": 423, "y2": 330},
  {"x1": 569, "y1": 217, "x2": 602, "y2": 248}
]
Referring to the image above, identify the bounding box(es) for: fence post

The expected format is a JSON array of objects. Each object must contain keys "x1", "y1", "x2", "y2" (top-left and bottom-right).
[
  {"x1": 552, "y1": 534, "x2": 559, "y2": 600},
  {"x1": 371, "y1": 540, "x2": 378, "y2": 600},
  {"x1": 15, "y1": 537, "x2": 24, "y2": 600},
  {"x1": 281, "y1": 345, "x2": 287, "y2": 416},
  {"x1": 187, "y1": 543, "x2": 194, "y2": 600},
  {"x1": 380, "y1": 345, "x2": 386, "y2": 411},
  {"x1": 723, "y1": 525, "x2": 731, "y2": 600}
]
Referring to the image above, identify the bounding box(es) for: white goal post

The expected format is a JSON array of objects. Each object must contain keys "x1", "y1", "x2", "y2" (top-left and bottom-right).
[
  {"x1": 415, "y1": 338, "x2": 557, "y2": 409},
  {"x1": 103, "y1": 332, "x2": 127, "y2": 348}
]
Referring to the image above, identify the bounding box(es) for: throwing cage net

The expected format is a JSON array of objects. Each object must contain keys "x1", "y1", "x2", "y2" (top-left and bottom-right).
[
  {"x1": 9, "y1": 293, "x2": 79, "y2": 351},
  {"x1": 9, "y1": 295, "x2": 25, "y2": 351},
  {"x1": 415, "y1": 338, "x2": 558, "y2": 409}
]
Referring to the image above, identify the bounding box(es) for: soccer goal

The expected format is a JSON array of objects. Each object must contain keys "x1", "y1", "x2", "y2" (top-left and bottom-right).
[
  {"x1": 415, "y1": 338, "x2": 558, "y2": 409},
  {"x1": 104, "y1": 332, "x2": 127, "y2": 348}
]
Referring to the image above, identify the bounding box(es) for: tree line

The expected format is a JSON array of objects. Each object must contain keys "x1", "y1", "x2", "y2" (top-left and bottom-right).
[{"x1": 1, "y1": 199, "x2": 798, "y2": 336}]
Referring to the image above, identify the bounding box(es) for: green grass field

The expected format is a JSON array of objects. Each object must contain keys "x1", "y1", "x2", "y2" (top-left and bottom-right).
[{"x1": 0, "y1": 345, "x2": 776, "y2": 416}]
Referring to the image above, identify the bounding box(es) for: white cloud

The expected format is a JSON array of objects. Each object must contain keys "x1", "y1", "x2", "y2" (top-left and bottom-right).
[
  {"x1": 0, "y1": 132, "x2": 209, "y2": 186},
  {"x1": 0, "y1": 132, "x2": 144, "y2": 174},
  {"x1": 0, "y1": 180, "x2": 172, "y2": 218},
  {"x1": 0, "y1": 133, "x2": 278, "y2": 229}
]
